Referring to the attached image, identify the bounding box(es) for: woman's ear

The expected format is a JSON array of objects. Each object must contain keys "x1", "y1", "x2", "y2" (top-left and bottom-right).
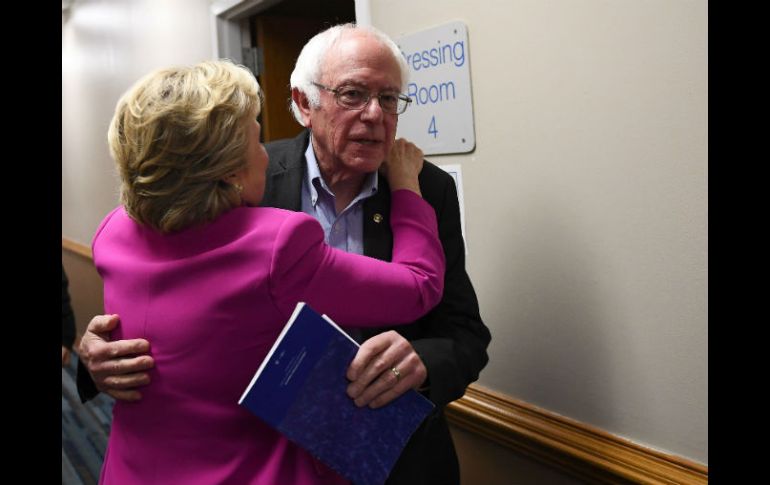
[
  {"x1": 222, "y1": 171, "x2": 244, "y2": 202},
  {"x1": 222, "y1": 172, "x2": 240, "y2": 185}
]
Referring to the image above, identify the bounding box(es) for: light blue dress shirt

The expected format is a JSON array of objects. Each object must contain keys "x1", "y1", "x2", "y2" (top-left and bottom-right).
[{"x1": 300, "y1": 137, "x2": 379, "y2": 256}]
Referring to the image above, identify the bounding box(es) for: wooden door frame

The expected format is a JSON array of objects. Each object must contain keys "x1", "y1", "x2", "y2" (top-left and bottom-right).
[{"x1": 210, "y1": 0, "x2": 371, "y2": 62}]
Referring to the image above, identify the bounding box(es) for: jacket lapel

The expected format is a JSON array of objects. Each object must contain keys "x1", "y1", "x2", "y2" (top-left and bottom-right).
[
  {"x1": 363, "y1": 178, "x2": 394, "y2": 262},
  {"x1": 262, "y1": 130, "x2": 309, "y2": 211}
]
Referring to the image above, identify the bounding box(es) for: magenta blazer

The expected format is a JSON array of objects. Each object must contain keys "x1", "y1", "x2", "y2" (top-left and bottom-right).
[{"x1": 94, "y1": 190, "x2": 444, "y2": 485}]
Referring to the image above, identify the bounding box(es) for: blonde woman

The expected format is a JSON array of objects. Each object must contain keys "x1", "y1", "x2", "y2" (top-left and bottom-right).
[{"x1": 94, "y1": 59, "x2": 443, "y2": 485}]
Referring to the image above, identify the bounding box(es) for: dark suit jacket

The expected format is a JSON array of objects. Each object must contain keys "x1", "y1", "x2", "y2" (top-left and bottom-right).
[
  {"x1": 263, "y1": 131, "x2": 491, "y2": 485},
  {"x1": 77, "y1": 129, "x2": 491, "y2": 485}
]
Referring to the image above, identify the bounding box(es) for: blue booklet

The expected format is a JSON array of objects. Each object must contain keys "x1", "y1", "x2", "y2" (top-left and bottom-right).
[{"x1": 238, "y1": 302, "x2": 435, "y2": 485}]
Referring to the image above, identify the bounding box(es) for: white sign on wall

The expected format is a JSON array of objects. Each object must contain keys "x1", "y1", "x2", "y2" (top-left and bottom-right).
[{"x1": 396, "y1": 21, "x2": 475, "y2": 155}]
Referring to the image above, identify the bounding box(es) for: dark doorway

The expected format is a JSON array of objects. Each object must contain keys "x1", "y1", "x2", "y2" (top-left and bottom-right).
[{"x1": 249, "y1": 0, "x2": 355, "y2": 142}]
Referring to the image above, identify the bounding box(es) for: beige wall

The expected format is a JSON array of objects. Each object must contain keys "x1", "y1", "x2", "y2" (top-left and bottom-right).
[
  {"x1": 62, "y1": 0, "x2": 215, "y2": 246},
  {"x1": 371, "y1": 0, "x2": 707, "y2": 466}
]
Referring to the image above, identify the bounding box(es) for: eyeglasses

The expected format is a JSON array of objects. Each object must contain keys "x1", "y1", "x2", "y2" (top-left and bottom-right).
[{"x1": 312, "y1": 82, "x2": 412, "y2": 115}]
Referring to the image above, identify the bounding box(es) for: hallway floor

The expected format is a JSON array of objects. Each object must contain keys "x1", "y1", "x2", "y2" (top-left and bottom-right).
[{"x1": 62, "y1": 355, "x2": 114, "y2": 485}]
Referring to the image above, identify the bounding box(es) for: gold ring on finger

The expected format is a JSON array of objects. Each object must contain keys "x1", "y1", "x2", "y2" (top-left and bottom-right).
[{"x1": 390, "y1": 366, "x2": 401, "y2": 382}]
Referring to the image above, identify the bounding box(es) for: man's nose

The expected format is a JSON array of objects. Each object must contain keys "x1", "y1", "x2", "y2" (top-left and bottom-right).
[{"x1": 360, "y1": 96, "x2": 384, "y2": 121}]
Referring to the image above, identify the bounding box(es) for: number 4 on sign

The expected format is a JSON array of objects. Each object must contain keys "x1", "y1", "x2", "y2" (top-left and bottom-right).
[{"x1": 428, "y1": 116, "x2": 438, "y2": 138}]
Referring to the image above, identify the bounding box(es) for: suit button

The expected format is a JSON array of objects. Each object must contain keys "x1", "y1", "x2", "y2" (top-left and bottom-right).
[{"x1": 373, "y1": 213, "x2": 383, "y2": 223}]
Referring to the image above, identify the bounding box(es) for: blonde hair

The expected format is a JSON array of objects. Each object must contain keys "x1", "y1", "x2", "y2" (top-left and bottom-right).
[{"x1": 107, "y1": 59, "x2": 262, "y2": 233}]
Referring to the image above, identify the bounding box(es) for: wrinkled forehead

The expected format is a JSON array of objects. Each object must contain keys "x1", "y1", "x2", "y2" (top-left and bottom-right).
[{"x1": 320, "y1": 32, "x2": 403, "y2": 90}]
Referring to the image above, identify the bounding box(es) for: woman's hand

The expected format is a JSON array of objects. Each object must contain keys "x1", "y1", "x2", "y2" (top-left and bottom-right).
[{"x1": 381, "y1": 138, "x2": 424, "y2": 196}]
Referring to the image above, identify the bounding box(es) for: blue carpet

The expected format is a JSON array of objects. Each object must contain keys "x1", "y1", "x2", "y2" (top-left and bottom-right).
[{"x1": 62, "y1": 355, "x2": 114, "y2": 485}]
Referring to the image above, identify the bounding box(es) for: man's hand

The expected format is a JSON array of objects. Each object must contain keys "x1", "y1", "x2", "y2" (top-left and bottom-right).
[
  {"x1": 78, "y1": 314, "x2": 155, "y2": 401},
  {"x1": 346, "y1": 331, "x2": 427, "y2": 409}
]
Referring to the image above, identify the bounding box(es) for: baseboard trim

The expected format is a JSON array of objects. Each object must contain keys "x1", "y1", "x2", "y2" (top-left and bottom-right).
[
  {"x1": 446, "y1": 385, "x2": 707, "y2": 484},
  {"x1": 62, "y1": 237, "x2": 92, "y2": 260}
]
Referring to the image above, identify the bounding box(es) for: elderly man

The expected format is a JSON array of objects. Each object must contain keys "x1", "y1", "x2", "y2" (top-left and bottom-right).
[{"x1": 78, "y1": 23, "x2": 490, "y2": 485}]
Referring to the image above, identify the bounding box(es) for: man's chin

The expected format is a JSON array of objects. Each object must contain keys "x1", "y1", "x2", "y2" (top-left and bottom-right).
[{"x1": 346, "y1": 147, "x2": 387, "y2": 169}]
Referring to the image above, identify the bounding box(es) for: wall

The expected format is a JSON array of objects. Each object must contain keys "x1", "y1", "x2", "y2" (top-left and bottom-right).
[
  {"x1": 371, "y1": 0, "x2": 707, "y2": 466},
  {"x1": 62, "y1": 0, "x2": 216, "y2": 246},
  {"x1": 62, "y1": 249, "x2": 104, "y2": 342}
]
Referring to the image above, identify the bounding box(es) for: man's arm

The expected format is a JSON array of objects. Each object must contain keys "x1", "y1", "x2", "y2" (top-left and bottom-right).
[
  {"x1": 76, "y1": 314, "x2": 155, "y2": 402},
  {"x1": 348, "y1": 162, "x2": 490, "y2": 408},
  {"x1": 407, "y1": 165, "x2": 489, "y2": 406}
]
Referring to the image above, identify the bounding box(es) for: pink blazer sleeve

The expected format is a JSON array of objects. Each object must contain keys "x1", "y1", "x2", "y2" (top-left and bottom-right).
[{"x1": 268, "y1": 190, "x2": 445, "y2": 327}]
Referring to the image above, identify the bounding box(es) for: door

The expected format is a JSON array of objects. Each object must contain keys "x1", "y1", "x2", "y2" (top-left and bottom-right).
[{"x1": 249, "y1": 0, "x2": 355, "y2": 142}]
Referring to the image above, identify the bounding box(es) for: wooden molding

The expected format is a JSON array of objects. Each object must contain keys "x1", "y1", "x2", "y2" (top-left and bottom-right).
[
  {"x1": 62, "y1": 237, "x2": 92, "y2": 260},
  {"x1": 446, "y1": 385, "x2": 707, "y2": 484}
]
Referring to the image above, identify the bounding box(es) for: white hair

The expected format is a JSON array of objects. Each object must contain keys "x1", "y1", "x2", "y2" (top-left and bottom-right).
[{"x1": 289, "y1": 23, "x2": 409, "y2": 126}]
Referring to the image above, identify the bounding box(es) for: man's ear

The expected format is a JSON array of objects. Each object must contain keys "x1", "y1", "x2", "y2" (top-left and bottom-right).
[{"x1": 291, "y1": 88, "x2": 313, "y2": 128}]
